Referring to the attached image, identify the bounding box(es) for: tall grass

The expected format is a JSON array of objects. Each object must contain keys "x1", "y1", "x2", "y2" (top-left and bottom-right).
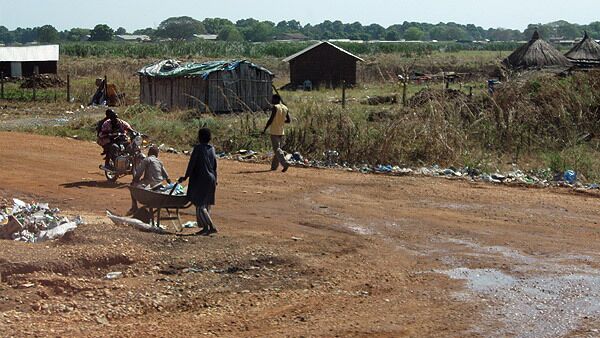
[
  {"x1": 14, "y1": 56, "x2": 600, "y2": 179},
  {"x1": 59, "y1": 41, "x2": 520, "y2": 59}
]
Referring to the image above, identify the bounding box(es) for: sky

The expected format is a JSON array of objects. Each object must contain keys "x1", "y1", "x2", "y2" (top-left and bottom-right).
[{"x1": 1, "y1": 0, "x2": 600, "y2": 31}]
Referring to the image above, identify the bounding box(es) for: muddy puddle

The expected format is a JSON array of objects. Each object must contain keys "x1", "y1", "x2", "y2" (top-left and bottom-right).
[{"x1": 436, "y1": 238, "x2": 600, "y2": 337}]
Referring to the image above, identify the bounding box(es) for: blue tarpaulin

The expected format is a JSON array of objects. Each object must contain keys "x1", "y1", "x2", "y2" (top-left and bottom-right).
[{"x1": 138, "y1": 59, "x2": 273, "y2": 79}]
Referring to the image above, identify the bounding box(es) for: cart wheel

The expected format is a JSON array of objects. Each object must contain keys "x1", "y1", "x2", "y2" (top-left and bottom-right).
[
  {"x1": 104, "y1": 159, "x2": 119, "y2": 182},
  {"x1": 105, "y1": 170, "x2": 118, "y2": 182}
]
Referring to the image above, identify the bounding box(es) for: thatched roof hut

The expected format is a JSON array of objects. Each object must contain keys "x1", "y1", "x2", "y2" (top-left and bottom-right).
[
  {"x1": 503, "y1": 31, "x2": 572, "y2": 70},
  {"x1": 565, "y1": 32, "x2": 600, "y2": 67},
  {"x1": 138, "y1": 59, "x2": 273, "y2": 113}
]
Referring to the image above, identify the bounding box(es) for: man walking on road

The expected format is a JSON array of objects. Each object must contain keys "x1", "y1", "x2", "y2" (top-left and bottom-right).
[{"x1": 263, "y1": 94, "x2": 291, "y2": 172}]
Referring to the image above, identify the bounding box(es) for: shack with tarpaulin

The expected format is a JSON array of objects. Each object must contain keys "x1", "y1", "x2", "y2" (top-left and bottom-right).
[{"x1": 138, "y1": 60, "x2": 274, "y2": 112}]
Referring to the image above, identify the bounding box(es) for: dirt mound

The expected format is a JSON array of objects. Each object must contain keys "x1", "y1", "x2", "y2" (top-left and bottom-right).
[
  {"x1": 408, "y1": 88, "x2": 470, "y2": 107},
  {"x1": 20, "y1": 74, "x2": 66, "y2": 89}
]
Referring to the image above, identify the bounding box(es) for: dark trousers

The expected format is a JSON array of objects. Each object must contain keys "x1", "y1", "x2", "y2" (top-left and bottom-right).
[
  {"x1": 270, "y1": 135, "x2": 289, "y2": 170},
  {"x1": 196, "y1": 205, "x2": 215, "y2": 231}
]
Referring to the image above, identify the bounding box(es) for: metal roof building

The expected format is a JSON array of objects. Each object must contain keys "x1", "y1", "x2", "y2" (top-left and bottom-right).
[
  {"x1": 0, "y1": 45, "x2": 59, "y2": 77},
  {"x1": 115, "y1": 35, "x2": 151, "y2": 42},
  {"x1": 283, "y1": 41, "x2": 364, "y2": 88}
]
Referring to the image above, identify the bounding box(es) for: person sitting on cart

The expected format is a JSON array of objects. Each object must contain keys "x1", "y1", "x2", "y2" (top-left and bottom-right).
[
  {"x1": 127, "y1": 145, "x2": 171, "y2": 216},
  {"x1": 98, "y1": 109, "x2": 134, "y2": 169}
]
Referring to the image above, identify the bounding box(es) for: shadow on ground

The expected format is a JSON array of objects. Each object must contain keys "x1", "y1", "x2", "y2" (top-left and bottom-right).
[{"x1": 60, "y1": 180, "x2": 128, "y2": 189}]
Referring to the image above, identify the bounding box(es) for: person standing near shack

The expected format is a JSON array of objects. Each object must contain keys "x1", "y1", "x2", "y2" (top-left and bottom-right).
[
  {"x1": 263, "y1": 94, "x2": 291, "y2": 172},
  {"x1": 178, "y1": 128, "x2": 218, "y2": 235}
]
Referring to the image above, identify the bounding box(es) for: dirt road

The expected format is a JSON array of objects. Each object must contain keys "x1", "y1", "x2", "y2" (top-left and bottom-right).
[{"x1": 2, "y1": 132, "x2": 600, "y2": 337}]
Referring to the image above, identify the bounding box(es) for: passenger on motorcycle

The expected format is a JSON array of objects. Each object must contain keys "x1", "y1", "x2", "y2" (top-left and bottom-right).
[{"x1": 97, "y1": 109, "x2": 134, "y2": 168}]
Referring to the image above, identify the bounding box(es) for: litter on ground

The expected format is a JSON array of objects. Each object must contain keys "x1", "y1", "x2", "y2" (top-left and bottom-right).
[{"x1": 0, "y1": 198, "x2": 83, "y2": 243}]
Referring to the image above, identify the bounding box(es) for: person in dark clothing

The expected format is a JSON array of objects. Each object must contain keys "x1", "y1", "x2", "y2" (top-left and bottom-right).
[
  {"x1": 90, "y1": 78, "x2": 107, "y2": 106},
  {"x1": 178, "y1": 128, "x2": 218, "y2": 235}
]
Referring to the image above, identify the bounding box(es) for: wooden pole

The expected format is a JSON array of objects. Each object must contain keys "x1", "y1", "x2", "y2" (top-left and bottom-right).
[
  {"x1": 32, "y1": 66, "x2": 39, "y2": 101},
  {"x1": 271, "y1": 84, "x2": 285, "y2": 105},
  {"x1": 402, "y1": 80, "x2": 407, "y2": 106},
  {"x1": 342, "y1": 81, "x2": 346, "y2": 109},
  {"x1": 104, "y1": 75, "x2": 108, "y2": 105},
  {"x1": 66, "y1": 74, "x2": 70, "y2": 102}
]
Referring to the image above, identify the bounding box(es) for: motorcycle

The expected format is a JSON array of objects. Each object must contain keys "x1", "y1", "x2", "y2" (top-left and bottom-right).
[{"x1": 99, "y1": 131, "x2": 147, "y2": 182}]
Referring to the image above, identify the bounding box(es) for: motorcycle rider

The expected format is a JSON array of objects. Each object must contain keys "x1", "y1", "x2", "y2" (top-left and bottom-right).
[
  {"x1": 96, "y1": 109, "x2": 112, "y2": 157},
  {"x1": 97, "y1": 109, "x2": 134, "y2": 169}
]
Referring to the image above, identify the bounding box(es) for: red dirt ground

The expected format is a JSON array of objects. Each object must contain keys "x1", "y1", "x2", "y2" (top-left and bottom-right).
[{"x1": 1, "y1": 132, "x2": 600, "y2": 337}]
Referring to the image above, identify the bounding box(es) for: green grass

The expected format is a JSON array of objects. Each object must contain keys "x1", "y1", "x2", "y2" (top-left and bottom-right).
[
  {"x1": 0, "y1": 82, "x2": 65, "y2": 102},
  {"x1": 59, "y1": 41, "x2": 520, "y2": 59}
]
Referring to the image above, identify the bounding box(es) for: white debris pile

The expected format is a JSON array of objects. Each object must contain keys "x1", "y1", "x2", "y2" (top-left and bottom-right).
[{"x1": 0, "y1": 198, "x2": 83, "y2": 243}]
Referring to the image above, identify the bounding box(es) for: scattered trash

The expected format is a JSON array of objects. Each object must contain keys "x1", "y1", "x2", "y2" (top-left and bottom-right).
[
  {"x1": 292, "y1": 152, "x2": 303, "y2": 162},
  {"x1": 324, "y1": 150, "x2": 339, "y2": 165},
  {"x1": 206, "y1": 147, "x2": 597, "y2": 192},
  {"x1": 238, "y1": 149, "x2": 257, "y2": 159},
  {"x1": 182, "y1": 221, "x2": 198, "y2": 228},
  {"x1": 0, "y1": 198, "x2": 82, "y2": 243},
  {"x1": 156, "y1": 183, "x2": 186, "y2": 195},
  {"x1": 37, "y1": 221, "x2": 78, "y2": 242},
  {"x1": 360, "y1": 94, "x2": 398, "y2": 105},
  {"x1": 106, "y1": 211, "x2": 167, "y2": 234},
  {"x1": 563, "y1": 170, "x2": 577, "y2": 185},
  {"x1": 105, "y1": 271, "x2": 123, "y2": 280}
]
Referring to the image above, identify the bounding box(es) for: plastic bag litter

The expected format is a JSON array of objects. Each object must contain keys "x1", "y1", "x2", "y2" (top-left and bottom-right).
[
  {"x1": 182, "y1": 221, "x2": 198, "y2": 228},
  {"x1": 1, "y1": 198, "x2": 82, "y2": 243},
  {"x1": 159, "y1": 183, "x2": 186, "y2": 195},
  {"x1": 563, "y1": 170, "x2": 577, "y2": 184},
  {"x1": 36, "y1": 222, "x2": 78, "y2": 242},
  {"x1": 106, "y1": 211, "x2": 167, "y2": 234},
  {"x1": 199, "y1": 148, "x2": 600, "y2": 192},
  {"x1": 105, "y1": 271, "x2": 123, "y2": 280}
]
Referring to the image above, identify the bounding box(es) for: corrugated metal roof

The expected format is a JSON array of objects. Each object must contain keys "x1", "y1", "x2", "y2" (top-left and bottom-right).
[
  {"x1": 282, "y1": 41, "x2": 364, "y2": 63},
  {"x1": 0, "y1": 45, "x2": 59, "y2": 62},
  {"x1": 115, "y1": 35, "x2": 151, "y2": 41},
  {"x1": 193, "y1": 34, "x2": 218, "y2": 40}
]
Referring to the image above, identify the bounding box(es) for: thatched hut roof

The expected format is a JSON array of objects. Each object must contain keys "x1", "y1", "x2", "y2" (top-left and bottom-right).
[
  {"x1": 503, "y1": 31, "x2": 572, "y2": 70},
  {"x1": 565, "y1": 32, "x2": 600, "y2": 65}
]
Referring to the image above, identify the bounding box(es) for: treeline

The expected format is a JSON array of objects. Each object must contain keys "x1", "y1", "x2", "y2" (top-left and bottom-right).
[{"x1": 1, "y1": 17, "x2": 600, "y2": 44}]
